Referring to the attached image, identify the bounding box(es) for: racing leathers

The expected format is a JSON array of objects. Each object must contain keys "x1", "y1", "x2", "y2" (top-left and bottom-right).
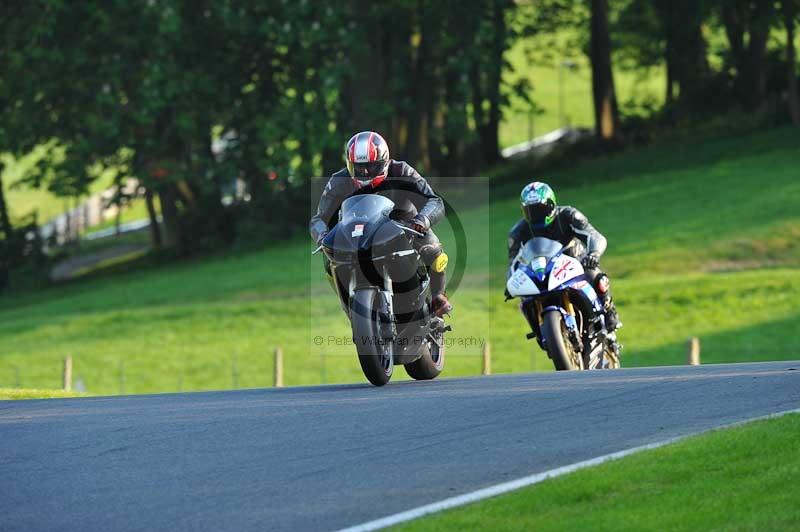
[
  {"x1": 508, "y1": 206, "x2": 620, "y2": 331},
  {"x1": 310, "y1": 160, "x2": 449, "y2": 298}
]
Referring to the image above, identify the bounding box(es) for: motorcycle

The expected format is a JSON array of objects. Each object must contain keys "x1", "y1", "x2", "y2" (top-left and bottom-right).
[
  {"x1": 506, "y1": 237, "x2": 620, "y2": 371},
  {"x1": 314, "y1": 194, "x2": 449, "y2": 386}
]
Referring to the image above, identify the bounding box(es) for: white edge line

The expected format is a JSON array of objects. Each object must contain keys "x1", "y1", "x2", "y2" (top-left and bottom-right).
[{"x1": 338, "y1": 407, "x2": 800, "y2": 532}]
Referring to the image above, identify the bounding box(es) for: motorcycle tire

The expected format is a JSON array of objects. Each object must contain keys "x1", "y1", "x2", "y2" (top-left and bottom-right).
[
  {"x1": 351, "y1": 288, "x2": 393, "y2": 386},
  {"x1": 405, "y1": 333, "x2": 445, "y2": 380},
  {"x1": 541, "y1": 310, "x2": 582, "y2": 371}
]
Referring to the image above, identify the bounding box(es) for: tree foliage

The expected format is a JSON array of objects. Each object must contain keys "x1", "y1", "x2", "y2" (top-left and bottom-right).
[
  {"x1": 0, "y1": 0, "x2": 520, "y2": 258},
  {"x1": 1, "y1": 0, "x2": 797, "y2": 286}
]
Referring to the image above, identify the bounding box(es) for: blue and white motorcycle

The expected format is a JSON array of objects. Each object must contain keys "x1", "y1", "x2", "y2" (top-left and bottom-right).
[{"x1": 506, "y1": 237, "x2": 620, "y2": 371}]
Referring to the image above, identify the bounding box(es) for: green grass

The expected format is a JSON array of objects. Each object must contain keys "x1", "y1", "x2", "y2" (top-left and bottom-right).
[
  {"x1": 394, "y1": 413, "x2": 800, "y2": 531},
  {"x1": 0, "y1": 126, "x2": 798, "y2": 394},
  {"x1": 2, "y1": 149, "x2": 151, "y2": 231},
  {"x1": 0, "y1": 388, "x2": 86, "y2": 400},
  {"x1": 1, "y1": 150, "x2": 117, "y2": 222}
]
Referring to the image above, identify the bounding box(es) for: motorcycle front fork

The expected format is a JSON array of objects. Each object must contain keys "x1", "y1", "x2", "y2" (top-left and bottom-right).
[{"x1": 522, "y1": 293, "x2": 580, "y2": 348}]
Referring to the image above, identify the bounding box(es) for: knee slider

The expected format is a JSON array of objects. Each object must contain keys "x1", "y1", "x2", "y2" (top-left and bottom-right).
[
  {"x1": 595, "y1": 274, "x2": 610, "y2": 295},
  {"x1": 431, "y1": 252, "x2": 448, "y2": 273},
  {"x1": 419, "y1": 243, "x2": 443, "y2": 266}
]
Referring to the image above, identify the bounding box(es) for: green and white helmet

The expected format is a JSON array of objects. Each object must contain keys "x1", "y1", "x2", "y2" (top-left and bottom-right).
[{"x1": 520, "y1": 181, "x2": 557, "y2": 229}]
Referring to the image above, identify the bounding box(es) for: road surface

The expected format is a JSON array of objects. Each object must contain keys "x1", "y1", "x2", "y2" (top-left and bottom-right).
[{"x1": 1, "y1": 361, "x2": 798, "y2": 531}]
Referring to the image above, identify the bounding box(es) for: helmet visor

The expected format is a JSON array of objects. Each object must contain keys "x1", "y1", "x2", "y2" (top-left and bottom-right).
[
  {"x1": 349, "y1": 161, "x2": 387, "y2": 179},
  {"x1": 522, "y1": 203, "x2": 554, "y2": 225}
]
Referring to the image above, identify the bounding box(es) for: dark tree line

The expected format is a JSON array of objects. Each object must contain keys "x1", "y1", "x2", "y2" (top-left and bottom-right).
[
  {"x1": 1, "y1": 1, "x2": 799, "y2": 290},
  {"x1": 613, "y1": 0, "x2": 800, "y2": 122},
  {"x1": 0, "y1": 1, "x2": 519, "y2": 265}
]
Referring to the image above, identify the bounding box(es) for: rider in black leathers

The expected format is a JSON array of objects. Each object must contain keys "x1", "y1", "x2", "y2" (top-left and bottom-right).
[
  {"x1": 310, "y1": 131, "x2": 452, "y2": 316},
  {"x1": 508, "y1": 182, "x2": 621, "y2": 331}
]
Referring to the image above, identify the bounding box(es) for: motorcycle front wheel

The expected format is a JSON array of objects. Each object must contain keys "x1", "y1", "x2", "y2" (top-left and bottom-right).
[
  {"x1": 541, "y1": 311, "x2": 583, "y2": 371},
  {"x1": 351, "y1": 288, "x2": 393, "y2": 386}
]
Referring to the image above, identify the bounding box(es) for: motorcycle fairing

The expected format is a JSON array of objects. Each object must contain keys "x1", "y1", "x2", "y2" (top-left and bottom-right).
[
  {"x1": 547, "y1": 254, "x2": 584, "y2": 291},
  {"x1": 507, "y1": 266, "x2": 540, "y2": 297}
]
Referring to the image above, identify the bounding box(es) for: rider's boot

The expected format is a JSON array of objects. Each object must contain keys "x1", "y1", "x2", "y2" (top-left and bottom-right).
[
  {"x1": 604, "y1": 297, "x2": 621, "y2": 332},
  {"x1": 595, "y1": 274, "x2": 621, "y2": 332},
  {"x1": 430, "y1": 270, "x2": 452, "y2": 317}
]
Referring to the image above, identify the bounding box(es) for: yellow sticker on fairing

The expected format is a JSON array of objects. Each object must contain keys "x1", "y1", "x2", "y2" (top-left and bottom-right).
[{"x1": 432, "y1": 253, "x2": 448, "y2": 273}]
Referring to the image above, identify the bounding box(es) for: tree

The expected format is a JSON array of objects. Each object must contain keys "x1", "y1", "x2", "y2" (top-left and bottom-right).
[
  {"x1": 654, "y1": 0, "x2": 711, "y2": 108},
  {"x1": 782, "y1": 0, "x2": 800, "y2": 125},
  {"x1": 0, "y1": 168, "x2": 10, "y2": 290},
  {"x1": 1, "y1": 0, "x2": 523, "y2": 263},
  {"x1": 719, "y1": 1, "x2": 776, "y2": 113},
  {"x1": 338, "y1": 0, "x2": 518, "y2": 171},
  {"x1": 590, "y1": 0, "x2": 623, "y2": 144}
]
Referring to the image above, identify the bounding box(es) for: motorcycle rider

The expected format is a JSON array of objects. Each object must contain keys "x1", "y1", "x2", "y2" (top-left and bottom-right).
[
  {"x1": 508, "y1": 181, "x2": 621, "y2": 333},
  {"x1": 310, "y1": 131, "x2": 452, "y2": 317}
]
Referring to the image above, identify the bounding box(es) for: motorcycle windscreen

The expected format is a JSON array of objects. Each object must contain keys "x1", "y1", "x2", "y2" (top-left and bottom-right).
[
  {"x1": 339, "y1": 195, "x2": 395, "y2": 227},
  {"x1": 326, "y1": 195, "x2": 397, "y2": 257},
  {"x1": 521, "y1": 237, "x2": 563, "y2": 262}
]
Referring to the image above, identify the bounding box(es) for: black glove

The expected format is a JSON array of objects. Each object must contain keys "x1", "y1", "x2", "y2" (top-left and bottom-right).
[
  {"x1": 582, "y1": 253, "x2": 600, "y2": 269},
  {"x1": 410, "y1": 214, "x2": 430, "y2": 234},
  {"x1": 316, "y1": 231, "x2": 329, "y2": 245}
]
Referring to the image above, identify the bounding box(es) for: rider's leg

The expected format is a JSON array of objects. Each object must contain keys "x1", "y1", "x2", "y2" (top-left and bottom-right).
[
  {"x1": 414, "y1": 229, "x2": 452, "y2": 316},
  {"x1": 586, "y1": 268, "x2": 621, "y2": 331},
  {"x1": 323, "y1": 256, "x2": 336, "y2": 290}
]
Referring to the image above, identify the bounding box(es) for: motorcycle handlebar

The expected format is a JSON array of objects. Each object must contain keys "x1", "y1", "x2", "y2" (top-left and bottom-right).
[{"x1": 392, "y1": 221, "x2": 424, "y2": 237}]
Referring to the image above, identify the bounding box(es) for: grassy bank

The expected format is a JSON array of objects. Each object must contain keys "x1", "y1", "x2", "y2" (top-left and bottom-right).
[
  {"x1": 0, "y1": 127, "x2": 798, "y2": 393},
  {"x1": 396, "y1": 413, "x2": 800, "y2": 531}
]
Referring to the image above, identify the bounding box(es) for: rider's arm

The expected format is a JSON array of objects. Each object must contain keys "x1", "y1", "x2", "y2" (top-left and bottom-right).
[
  {"x1": 508, "y1": 219, "x2": 529, "y2": 265},
  {"x1": 309, "y1": 173, "x2": 349, "y2": 243},
  {"x1": 566, "y1": 208, "x2": 607, "y2": 258},
  {"x1": 396, "y1": 162, "x2": 445, "y2": 227}
]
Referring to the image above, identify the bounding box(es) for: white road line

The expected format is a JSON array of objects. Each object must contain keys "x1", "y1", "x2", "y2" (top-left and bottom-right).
[{"x1": 338, "y1": 408, "x2": 800, "y2": 532}]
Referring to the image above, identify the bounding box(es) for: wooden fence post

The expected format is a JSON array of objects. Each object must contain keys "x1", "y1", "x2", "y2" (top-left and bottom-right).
[
  {"x1": 63, "y1": 356, "x2": 73, "y2": 391},
  {"x1": 687, "y1": 337, "x2": 701, "y2": 366},
  {"x1": 274, "y1": 347, "x2": 284, "y2": 387},
  {"x1": 482, "y1": 341, "x2": 491, "y2": 376}
]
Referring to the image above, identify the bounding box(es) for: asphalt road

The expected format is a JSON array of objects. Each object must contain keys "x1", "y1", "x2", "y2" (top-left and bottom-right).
[{"x1": 1, "y1": 361, "x2": 799, "y2": 531}]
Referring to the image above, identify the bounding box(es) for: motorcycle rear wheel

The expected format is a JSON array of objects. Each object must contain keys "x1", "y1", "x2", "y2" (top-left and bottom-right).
[
  {"x1": 405, "y1": 332, "x2": 445, "y2": 380},
  {"x1": 542, "y1": 311, "x2": 582, "y2": 371},
  {"x1": 604, "y1": 344, "x2": 621, "y2": 369}
]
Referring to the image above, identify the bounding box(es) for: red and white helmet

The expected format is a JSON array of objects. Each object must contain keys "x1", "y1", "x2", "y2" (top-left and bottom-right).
[{"x1": 345, "y1": 131, "x2": 390, "y2": 187}]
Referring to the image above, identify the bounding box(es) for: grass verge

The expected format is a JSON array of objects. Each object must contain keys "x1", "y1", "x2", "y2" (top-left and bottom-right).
[
  {"x1": 395, "y1": 413, "x2": 800, "y2": 531},
  {"x1": 0, "y1": 127, "x2": 798, "y2": 393},
  {"x1": 0, "y1": 388, "x2": 86, "y2": 400}
]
